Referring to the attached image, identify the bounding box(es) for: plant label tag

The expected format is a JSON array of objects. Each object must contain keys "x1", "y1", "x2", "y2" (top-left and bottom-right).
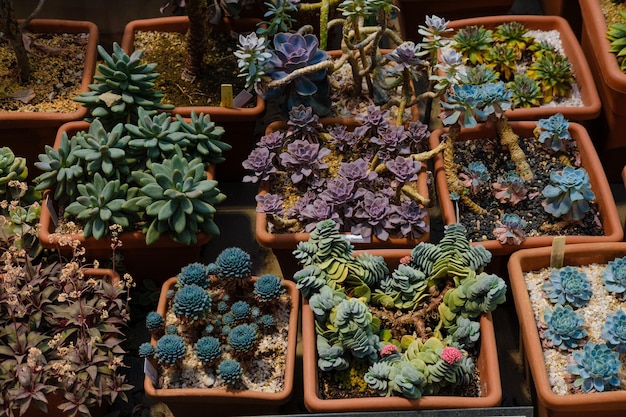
[
  {"x1": 233, "y1": 90, "x2": 254, "y2": 108},
  {"x1": 144, "y1": 358, "x2": 159, "y2": 387},
  {"x1": 220, "y1": 84, "x2": 234, "y2": 108},
  {"x1": 343, "y1": 234, "x2": 370, "y2": 244},
  {"x1": 550, "y1": 236, "x2": 566, "y2": 268},
  {"x1": 45, "y1": 195, "x2": 58, "y2": 227}
]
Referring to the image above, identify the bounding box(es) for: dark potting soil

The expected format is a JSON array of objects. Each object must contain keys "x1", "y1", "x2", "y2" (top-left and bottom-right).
[{"x1": 449, "y1": 135, "x2": 604, "y2": 244}]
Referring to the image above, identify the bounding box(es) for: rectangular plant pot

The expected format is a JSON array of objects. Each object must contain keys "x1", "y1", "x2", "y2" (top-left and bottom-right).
[{"x1": 508, "y1": 242, "x2": 626, "y2": 417}]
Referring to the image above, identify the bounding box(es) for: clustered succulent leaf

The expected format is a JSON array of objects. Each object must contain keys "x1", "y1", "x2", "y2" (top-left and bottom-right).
[
  {"x1": 607, "y1": 11, "x2": 626, "y2": 71},
  {"x1": 0, "y1": 147, "x2": 28, "y2": 199},
  {"x1": 543, "y1": 266, "x2": 592, "y2": 308},
  {"x1": 214, "y1": 247, "x2": 252, "y2": 279},
  {"x1": 146, "y1": 311, "x2": 166, "y2": 333},
  {"x1": 227, "y1": 324, "x2": 259, "y2": 354},
  {"x1": 217, "y1": 359, "x2": 243, "y2": 386},
  {"x1": 567, "y1": 342, "x2": 622, "y2": 393},
  {"x1": 294, "y1": 220, "x2": 505, "y2": 399},
  {"x1": 459, "y1": 161, "x2": 489, "y2": 195},
  {"x1": 155, "y1": 334, "x2": 187, "y2": 365},
  {"x1": 492, "y1": 171, "x2": 527, "y2": 205},
  {"x1": 172, "y1": 284, "x2": 212, "y2": 323},
  {"x1": 244, "y1": 104, "x2": 431, "y2": 240},
  {"x1": 195, "y1": 336, "x2": 222, "y2": 364},
  {"x1": 541, "y1": 166, "x2": 595, "y2": 222},
  {"x1": 543, "y1": 304, "x2": 587, "y2": 350}
]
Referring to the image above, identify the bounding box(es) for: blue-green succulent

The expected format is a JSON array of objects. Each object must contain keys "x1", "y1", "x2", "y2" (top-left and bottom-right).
[
  {"x1": 447, "y1": 316, "x2": 481, "y2": 348},
  {"x1": 332, "y1": 298, "x2": 380, "y2": 362},
  {"x1": 172, "y1": 284, "x2": 211, "y2": 322},
  {"x1": 227, "y1": 324, "x2": 259, "y2": 354},
  {"x1": 543, "y1": 266, "x2": 592, "y2": 308},
  {"x1": 217, "y1": 300, "x2": 229, "y2": 313},
  {"x1": 194, "y1": 336, "x2": 222, "y2": 364},
  {"x1": 374, "y1": 264, "x2": 429, "y2": 310},
  {"x1": 138, "y1": 342, "x2": 155, "y2": 358},
  {"x1": 567, "y1": 342, "x2": 622, "y2": 393},
  {"x1": 175, "y1": 111, "x2": 231, "y2": 165},
  {"x1": 217, "y1": 359, "x2": 243, "y2": 386},
  {"x1": 602, "y1": 309, "x2": 626, "y2": 353},
  {"x1": 308, "y1": 285, "x2": 345, "y2": 321},
  {"x1": 253, "y1": 274, "x2": 285, "y2": 302},
  {"x1": 542, "y1": 166, "x2": 595, "y2": 222},
  {"x1": 293, "y1": 265, "x2": 327, "y2": 298},
  {"x1": 178, "y1": 262, "x2": 210, "y2": 288},
  {"x1": 230, "y1": 301, "x2": 251, "y2": 321},
  {"x1": 543, "y1": 304, "x2": 587, "y2": 350},
  {"x1": 602, "y1": 256, "x2": 626, "y2": 295},
  {"x1": 146, "y1": 311, "x2": 165, "y2": 333},
  {"x1": 215, "y1": 247, "x2": 252, "y2": 279},
  {"x1": 257, "y1": 314, "x2": 275, "y2": 329},
  {"x1": 316, "y1": 335, "x2": 349, "y2": 371},
  {"x1": 155, "y1": 334, "x2": 187, "y2": 365},
  {"x1": 535, "y1": 113, "x2": 572, "y2": 152}
]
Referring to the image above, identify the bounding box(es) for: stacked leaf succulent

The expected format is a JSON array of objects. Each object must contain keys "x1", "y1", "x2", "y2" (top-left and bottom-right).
[
  {"x1": 141, "y1": 248, "x2": 292, "y2": 389},
  {"x1": 293, "y1": 220, "x2": 506, "y2": 399}
]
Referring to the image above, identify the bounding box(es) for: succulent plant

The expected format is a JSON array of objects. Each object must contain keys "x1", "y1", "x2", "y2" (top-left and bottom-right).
[
  {"x1": 258, "y1": 314, "x2": 276, "y2": 329},
  {"x1": 317, "y1": 334, "x2": 349, "y2": 371},
  {"x1": 567, "y1": 342, "x2": 622, "y2": 393},
  {"x1": 231, "y1": 301, "x2": 251, "y2": 321},
  {"x1": 217, "y1": 359, "x2": 243, "y2": 386},
  {"x1": 172, "y1": 284, "x2": 211, "y2": 323},
  {"x1": 293, "y1": 266, "x2": 328, "y2": 298},
  {"x1": 507, "y1": 74, "x2": 543, "y2": 108},
  {"x1": 178, "y1": 262, "x2": 210, "y2": 288},
  {"x1": 448, "y1": 316, "x2": 481, "y2": 348},
  {"x1": 534, "y1": 113, "x2": 572, "y2": 152},
  {"x1": 138, "y1": 342, "x2": 156, "y2": 358},
  {"x1": 234, "y1": 32, "x2": 272, "y2": 91},
  {"x1": 492, "y1": 171, "x2": 528, "y2": 205},
  {"x1": 542, "y1": 166, "x2": 595, "y2": 221},
  {"x1": 155, "y1": 334, "x2": 187, "y2": 365},
  {"x1": 607, "y1": 11, "x2": 626, "y2": 71},
  {"x1": 602, "y1": 309, "x2": 626, "y2": 353},
  {"x1": 254, "y1": 274, "x2": 286, "y2": 302},
  {"x1": 602, "y1": 256, "x2": 626, "y2": 295},
  {"x1": 543, "y1": 266, "x2": 592, "y2": 308},
  {"x1": 485, "y1": 43, "x2": 518, "y2": 81},
  {"x1": 459, "y1": 161, "x2": 490, "y2": 195},
  {"x1": 146, "y1": 311, "x2": 165, "y2": 333},
  {"x1": 460, "y1": 64, "x2": 499, "y2": 86},
  {"x1": 332, "y1": 298, "x2": 380, "y2": 362},
  {"x1": 175, "y1": 112, "x2": 231, "y2": 165},
  {"x1": 452, "y1": 25, "x2": 494, "y2": 65},
  {"x1": 194, "y1": 336, "x2": 222, "y2": 364},
  {"x1": 242, "y1": 147, "x2": 278, "y2": 184},
  {"x1": 543, "y1": 304, "x2": 587, "y2": 350},
  {"x1": 125, "y1": 152, "x2": 226, "y2": 245},
  {"x1": 214, "y1": 247, "x2": 252, "y2": 279},
  {"x1": 256, "y1": 0, "x2": 298, "y2": 39},
  {"x1": 492, "y1": 213, "x2": 527, "y2": 246},
  {"x1": 374, "y1": 264, "x2": 429, "y2": 309},
  {"x1": 74, "y1": 43, "x2": 173, "y2": 127},
  {"x1": 526, "y1": 50, "x2": 574, "y2": 103},
  {"x1": 63, "y1": 173, "x2": 130, "y2": 240},
  {"x1": 279, "y1": 139, "x2": 331, "y2": 184},
  {"x1": 227, "y1": 323, "x2": 259, "y2": 354},
  {"x1": 493, "y1": 21, "x2": 532, "y2": 58},
  {"x1": 71, "y1": 120, "x2": 131, "y2": 180},
  {"x1": 265, "y1": 32, "x2": 331, "y2": 116}
]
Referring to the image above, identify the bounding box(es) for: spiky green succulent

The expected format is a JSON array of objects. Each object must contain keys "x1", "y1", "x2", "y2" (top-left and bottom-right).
[
  {"x1": 527, "y1": 50, "x2": 574, "y2": 103},
  {"x1": 493, "y1": 21, "x2": 532, "y2": 58},
  {"x1": 71, "y1": 119, "x2": 131, "y2": 179},
  {"x1": 175, "y1": 112, "x2": 231, "y2": 165},
  {"x1": 567, "y1": 342, "x2": 622, "y2": 393},
  {"x1": 485, "y1": 43, "x2": 518, "y2": 81},
  {"x1": 124, "y1": 152, "x2": 226, "y2": 245},
  {"x1": 607, "y1": 11, "x2": 626, "y2": 71},
  {"x1": 507, "y1": 74, "x2": 542, "y2": 108},
  {"x1": 452, "y1": 25, "x2": 494, "y2": 65},
  {"x1": 63, "y1": 173, "x2": 130, "y2": 240},
  {"x1": 74, "y1": 43, "x2": 173, "y2": 127},
  {"x1": 460, "y1": 64, "x2": 499, "y2": 86}
]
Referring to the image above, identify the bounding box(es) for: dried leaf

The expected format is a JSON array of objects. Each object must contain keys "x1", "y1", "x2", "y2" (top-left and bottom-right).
[
  {"x1": 99, "y1": 92, "x2": 122, "y2": 107},
  {"x1": 9, "y1": 88, "x2": 35, "y2": 104}
]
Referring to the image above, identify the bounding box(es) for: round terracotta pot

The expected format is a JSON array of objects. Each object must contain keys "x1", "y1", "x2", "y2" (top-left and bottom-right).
[
  {"x1": 144, "y1": 277, "x2": 299, "y2": 416},
  {"x1": 38, "y1": 121, "x2": 214, "y2": 283},
  {"x1": 508, "y1": 242, "x2": 626, "y2": 417},
  {"x1": 120, "y1": 16, "x2": 265, "y2": 182},
  {"x1": 301, "y1": 248, "x2": 502, "y2": 413},
  {"x1": 445, "y1": 15, "x2": 601, "y2": 122},
  {"x1": 430, "y1": 121, "x2": 624, "y2": 258}
]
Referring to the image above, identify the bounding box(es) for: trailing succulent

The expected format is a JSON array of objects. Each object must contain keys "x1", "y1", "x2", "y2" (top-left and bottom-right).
[
  {"x1": 293, "y1": 220, "x2": 506, "y2": 399},
  {"x1": 141, "y1": 248, "x2": 290, "y2": 389},
  {"x1": 244, "y1": 103, "x2": 437, "y2": 241}
]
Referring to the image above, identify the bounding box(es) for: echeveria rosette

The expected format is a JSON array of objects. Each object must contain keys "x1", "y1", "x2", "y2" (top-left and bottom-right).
[
  {"x1": 602, "y1": 309, "x2": 626, "y2": 353},
  {"x1": 172, "y1": 284, "x2": 211, "y2": 323},
  {"x1": 255, "y1": 193, "x2": 284, "y2": 216},
  {"x1": 602, "y1": 256, "x2": 626, "y2": 295},
  {"x1": 386, "y1": 156, "x2": 421, "y2": 184},
  {"x1": 391, "y1": 200, "x2": 429, "y2": 240},
  {"x1": 279, "y1": 140, "x2": 330, "y2": 184},
  {"x1": 543, "y1": 304, "x2": 587, "y2": 350},
  {"x1": 543, "y1": 266, "x2": 592, "y2": 308},
  {"x1": 542, "y1": 166, "x2": 595, "y2": 222},
  {"x1": 385, "y1": 41, "x2": 427, "y2": 79},
  {"x1": 492, "y1": 213, "x2": 527, "y2": 246},
  {"x1": 492, "y1": 171, "x2": 528, "y2": 206},
  {"x1": 535, "y1": 113, "x2": 572, "y2": 152},
  {"x1": 300, "y1": 199, "x2": 340, "y2": 231},
  {"x1": 440, "y1": 83, "x2": 486, "y2": 128},
  {"x1": 459, "y1": 161, "x2": 489, "y2": 196},
  {"x1": 34, "y1": 133, "x2": 83, "y2": 206},
  {"x1": 155, "y1": 334, "x2": 187, "y2": 365},
  {"x1": 567, "y1": 342, "x2": 622, "y2": 393},
  {"x1": 266, "y1": 32, "x2": 331, "y2": 116},
  {"x1": 352, "y1": 190, "x2": 394, "y2": 241},
  {"x1": 215, "y1": 247, "x2": 252, "y2": 279},
  {"x1": 286, "y1": 104, "x2": 323, "y2": 142},
  {"x1": 354, "y1": 105, "x2": 392, "y2": 137},
  {"x1": 339, "y1": 158, "x2": 377, "y2": 183},
  {"x1": 175, "y1": 111, "x2": 231, "y2": 165},
  {"x1": 370, "y1": 125, "x2": 410, "y2": 159},
  {"x1": 178, "y1": 262, "x2": 210, "y2": 288},
  {"x1": 71, "y1": 120, "x2": 131, "y2": 180},
  {"x1": 242, "y1": 147, "x2": 277, "y2": 183}
]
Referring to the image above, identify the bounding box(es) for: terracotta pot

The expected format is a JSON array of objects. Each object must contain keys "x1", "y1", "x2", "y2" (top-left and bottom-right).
[
  {"x1": 38, "y1": 121, "x2": 214, "y2": 283},
  {"x1": 431, "y1": 121, "x2": 624, "y2": 258},
  {"x1": 397, "y1": 0, "x2": 515, "y2": 40},
  {"x1": 255, "y1": 116, "x2": 432, "y2": 279},
  {"x1": 144, "y1": 277, "x2": 299, "y2": 416},
  {"x1": 508, "y1": 242, "x2": 626, "y2": 417},
  {"x1": 301, "y1": 248, "x2": 502, "y2": 413},
  {"x1": 445, "y1": 15, "x2": 600, "y2": 122},
  {"x1": 579, "y1": 0, "x2": 626, "y2": 182},
  {"x1": 0, "y1": 19, "x2": 99, "y2": 177},
  {"x1": 121, "y1": 16, "x2": 265, "y2": 182}
]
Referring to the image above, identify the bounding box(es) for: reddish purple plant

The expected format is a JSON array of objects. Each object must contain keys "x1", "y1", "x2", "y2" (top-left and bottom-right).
[
  {"x1": 492, "y1": 171, "x2": 528, "y2": 205},
  {"x1": 492, "y1": 213, "x2": 527, "y2": 245},
  {"x1": 279, "y1": 140, "x2": 330, "y2": 184},
  {"x1": 386, "y1": 156, "x2": 421, "y2": 183}
]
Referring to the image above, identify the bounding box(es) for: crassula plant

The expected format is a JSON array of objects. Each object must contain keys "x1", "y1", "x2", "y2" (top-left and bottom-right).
[
  {"x1": 244, "y1": 104, "x2": 443, "y2": 241},
  {"x1": 140, "y1": 248, "x2": 294, "y2": 391},
  {"x1": 293, "y1": 220, "x2": 506, "y2": 399}
]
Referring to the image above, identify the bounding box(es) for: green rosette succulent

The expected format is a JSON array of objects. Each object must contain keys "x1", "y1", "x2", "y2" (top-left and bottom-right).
[
  {"x1": 0, "y1": 147, "x2": 28, "y2": 199},
  {"x1": 526, "y1": 50, "x2": 574, "y2": 103},
  {"x1": 452, "y1": 25, "x2": 494, "y2": 65},
  {"x1": 607, "y1": 11, "x2": 626, "y2": 71},
  {"x1": 507, "y1": 74, "x2": 542, "y2": 108},
  {"x1": 34, "y1": 133, "x2": 83, "y2": 206},
  {"x1": 74, "y1": 43, "x2": 173, "y2": 127},
  {"x1": 71, "y1": 119, "x2": 131, "y2": 179},
  {"x1": 124, "y1": 152, "x2": 226, "y2": 245},
  {"x1": 175, "y1": 112, "x2": 231, "y2": 165},
  {"x1": 63, "y1": 173, "x2": 130, "y2": 240}
]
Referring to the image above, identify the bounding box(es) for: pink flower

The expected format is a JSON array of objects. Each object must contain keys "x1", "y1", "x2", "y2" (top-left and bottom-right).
[
  {"x1": 441, "y1": 346, "x2": 463, "y2": 364},
  {"x1": 380, "y1": 344, "x2": 398, "y2": 358}
]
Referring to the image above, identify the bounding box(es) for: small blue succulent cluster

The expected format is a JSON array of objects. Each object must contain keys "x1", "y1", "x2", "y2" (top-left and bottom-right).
[
  {"x1": 143, "y1": 247, "x2": 285, "y2": 387},
  {"x1": 535, "y1": 113, "x2": 572, "y2": 152}
]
